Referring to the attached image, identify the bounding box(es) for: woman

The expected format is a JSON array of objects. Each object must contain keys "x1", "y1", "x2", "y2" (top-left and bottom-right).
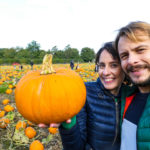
[{"x1": 40, "y1": 42, "x2": 125, "y2": 150}]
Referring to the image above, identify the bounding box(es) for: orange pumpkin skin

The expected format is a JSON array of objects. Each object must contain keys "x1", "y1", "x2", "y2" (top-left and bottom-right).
[
  {"x1": 16, "y1": 120, "x2": 27, "y2": 130},
  {"x1": 15, "y1": 68, "x2": 86, "y2": 125},
  {"x1": 2, "y1": 99, "x2": 10, "y2": 105},
  {"x1": 27, "y1": 120, "x2": 35, "y2": 126},
  {"x1": 0, "y1": 111, "x2": 5, "y2": 118},
  {"x1": 25, "y1": 127, "x2": 36, "y2": 139},
  {"x1": 4, "y1": 105, "x2": 14, "y2": 112},
  {"x1": 29, "y1": 140, "x2": 44, "y2": 150},
  {"x1": 0, "y1": 118, "x2": 10, "y2": 128},
  {"x1": 48, "y1": 127, "x2": 58, "y2": 134},
  {"x1": 5, "y1": 89, "x2": 13, "y2": 94}
]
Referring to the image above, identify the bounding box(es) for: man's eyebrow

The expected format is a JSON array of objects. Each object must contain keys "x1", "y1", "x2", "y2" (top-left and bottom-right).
[{"x1": 133, "y1": 45, "x2": 148, "y2": 51}]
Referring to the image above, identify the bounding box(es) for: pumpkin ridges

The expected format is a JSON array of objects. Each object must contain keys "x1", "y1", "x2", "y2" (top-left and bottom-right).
[
  {"x1": 15, "y1": 74, "x2": 42, "y2": 124},
  {"x1": 31, "y1": 77, "x2": 47, "y2": 124},
  {"x1": 39, "y1": 72, "x2": 85, "y2": 123}
]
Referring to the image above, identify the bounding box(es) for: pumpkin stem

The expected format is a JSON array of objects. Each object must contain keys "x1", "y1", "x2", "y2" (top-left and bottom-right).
[{"x1": 40, "y1": 54, "x2": 56, "y2": 74}]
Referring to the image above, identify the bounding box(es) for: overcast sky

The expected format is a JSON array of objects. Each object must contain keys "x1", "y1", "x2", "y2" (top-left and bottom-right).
[{"x1": 0, "y1": 0, "x2": 150, "y2": 52}]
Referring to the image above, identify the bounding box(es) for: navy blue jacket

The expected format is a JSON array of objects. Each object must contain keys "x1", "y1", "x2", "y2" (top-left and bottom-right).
[{"x1": 59, "y1": 78, "x2": 121, "y2": 150}]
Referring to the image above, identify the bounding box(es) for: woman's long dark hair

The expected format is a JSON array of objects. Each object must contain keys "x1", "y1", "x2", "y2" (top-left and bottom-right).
[{"x1": 95, "y1": 42, "x2": 120, "y2": 64}]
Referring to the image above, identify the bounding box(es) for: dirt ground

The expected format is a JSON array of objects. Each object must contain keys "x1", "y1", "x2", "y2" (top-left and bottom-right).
[{"x1": 0, "y1": 93, "x2": 63, "y2": 150}]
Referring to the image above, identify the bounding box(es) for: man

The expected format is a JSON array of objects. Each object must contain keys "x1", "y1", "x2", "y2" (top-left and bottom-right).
[
  {"x1": 115, "y1": 21, "x2": 150, "y2": 150},
  {"x1": 70, "y1": 60, "x2": 74, "y2": 70}
]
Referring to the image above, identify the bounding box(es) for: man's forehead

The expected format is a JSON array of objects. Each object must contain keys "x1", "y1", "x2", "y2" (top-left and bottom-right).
[
  {"x1": 117, "y1": 35, "x2": 150, "y2": 54},
  {"x1": 125, "y1": 30, "x2": 149, "y2": 42},
  {"x1": 119, "y1": 33, "x2": 150, "y2": 45}
]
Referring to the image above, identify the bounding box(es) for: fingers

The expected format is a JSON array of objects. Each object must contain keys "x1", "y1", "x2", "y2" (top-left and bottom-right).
[
  {"x1": 50, "y1": 123, "x2": 61, "y2": 128},
  {"x1": 49, "y1": 119, "x2": 71, "y2": 128},
  {"x1": 38, "y1": 123, "x2": 48, "y2": 128},
  {"x1": 65, "y1": 119, "x2": 71, "y2": 124},
  {"x1": 39, "y1": 118, "x2": 72, "y2": 128}
]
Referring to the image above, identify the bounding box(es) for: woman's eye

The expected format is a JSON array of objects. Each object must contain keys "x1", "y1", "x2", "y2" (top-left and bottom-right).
[
  {"x1": 111, "y1": 64, "x2": 118, "y2": 68},
  {"x1": 98, "y1": 64, "x2": 105, "y2": 69}
]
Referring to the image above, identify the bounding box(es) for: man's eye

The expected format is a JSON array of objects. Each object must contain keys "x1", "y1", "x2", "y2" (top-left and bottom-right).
[
  {"x1": 120, "y1": 54, "x2": 128, "y2": 60},
  {"x1": 137, "y1": 48, "x2": 144, "y2": 53}
]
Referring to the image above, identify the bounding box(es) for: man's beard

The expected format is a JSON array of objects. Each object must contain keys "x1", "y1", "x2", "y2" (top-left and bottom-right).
[
  {"x1": 126, "y1": 64, "x2": 150, "y2": 87},
  {"x1": 132, "y1": 76, "x2": 150, "y2": 87}
]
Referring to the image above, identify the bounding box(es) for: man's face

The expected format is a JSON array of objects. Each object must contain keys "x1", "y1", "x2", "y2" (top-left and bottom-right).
[{"x1": 118, "y1": 34, "x2": 150, "y2": 90}]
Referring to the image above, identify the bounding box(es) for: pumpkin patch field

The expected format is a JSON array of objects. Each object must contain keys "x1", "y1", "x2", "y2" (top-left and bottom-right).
[{"x1": 0, "y1": 61, "x2": 98, "y2": 150}]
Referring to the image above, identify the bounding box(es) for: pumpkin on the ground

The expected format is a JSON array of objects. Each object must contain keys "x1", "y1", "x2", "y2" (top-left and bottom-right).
[
  {"x1": 0, "y1": 111, "x2": 5, "y2": 118},
  {"x1": 29, "y1": 140, "x2": 44, "y2": 150},
  {"x1": 27, "y1": 120, "x2": 35, "y2": 126},
  {"x1": 0, "y1": 118, "x2": 10, "y2": 128},
  {"x1": 16, "y1": 120, "x2": 26, "y2": 130},
  {"x1": 25, "y1": 127, "x2": 36, "y2": 139},
  {"x1": 2, "y1": 99, "x2": 10, "y2": 105},
  {"x1": 5, "y1": 89, "x2": 13, "y2": 94},
  {"x1": 4, "y1": 105, "x2": 14, "y2": 112},
  {"x1": 48, "y1": 127, "x2": 58, "y2": 134},
  {"x1": 15, "y1": 54, "x2": 86, "y2": 124}
]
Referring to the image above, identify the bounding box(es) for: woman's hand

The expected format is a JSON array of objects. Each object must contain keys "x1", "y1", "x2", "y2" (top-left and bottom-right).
[
  {"x1": 38, "y1": 119, "x2": 72, "y2": 128},
  {"x1": 38, "y1": 119, "x2": 72, "y2": 134}
]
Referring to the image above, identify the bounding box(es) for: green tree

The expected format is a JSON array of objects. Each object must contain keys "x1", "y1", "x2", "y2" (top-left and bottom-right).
[
  {"x1": 26, "y1": 40, "x2": 40, "y2": 52},
  {"x1": 0, "y1": 49, "x2": 5, "y2": 58},
  {"x1": 53, "y1": 50, "x2": 65, "y2": 59},
  {"x1": 26, "y1": 41, "x2": 41, "y2": 59},
  {"x1": 16, "y1": 49, "x2": 30, "y2": 58},
  {"x1": 51, "y1": 46, "x2": 58, "y2": 55},
  {"x1": 15, "y1": 46, "x2": 24, "y2": 52},
  {"x1": 81, "y1": 47, "x2": 95, "y2": 62},
  {"x1": 64, "y1": 44, "x2": 71, "y2": 50},
  {"x1": 39, "y1": 50, "x2": 47, "y2": 59},
  {"x1": 64, "y1": 48, "x2": 79, "y2": 59},
  {"x1": 3, "y1": 48, "x2": 16, "y2": 58}
]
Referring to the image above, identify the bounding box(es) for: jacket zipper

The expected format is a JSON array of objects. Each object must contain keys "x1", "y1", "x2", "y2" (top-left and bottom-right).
[
  {"x1": 112, "y1": 98, "x2": 119, "y2": 145},
  {"x1": 103, "y1": 91, "x2": 120, "y2": 146}
]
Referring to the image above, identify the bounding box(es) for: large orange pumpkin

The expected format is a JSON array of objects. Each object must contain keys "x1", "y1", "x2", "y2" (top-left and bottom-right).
[{"x1": 15, "y1": 54, "x2": 86, "y2": 125}]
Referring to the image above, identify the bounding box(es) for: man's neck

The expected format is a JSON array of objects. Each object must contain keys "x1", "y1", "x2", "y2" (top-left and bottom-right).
[{"x1": 138, "y1": 86, "x2": 150, "y2": 93}]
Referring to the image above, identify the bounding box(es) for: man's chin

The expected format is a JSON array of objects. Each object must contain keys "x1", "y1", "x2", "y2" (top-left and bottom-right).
[{"x1": 131, "y1": 78, "x2": 150, "y2": 87}]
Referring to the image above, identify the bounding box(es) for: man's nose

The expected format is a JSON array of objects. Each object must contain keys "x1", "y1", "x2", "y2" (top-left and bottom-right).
[{"x1": 127, "y1": 53, "x2": 139, "y2": 65}]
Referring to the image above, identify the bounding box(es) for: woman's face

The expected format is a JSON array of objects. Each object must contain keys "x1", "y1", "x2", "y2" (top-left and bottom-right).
[{"x1": 98, "y1": 50, "x2": 125, "y2": 95}]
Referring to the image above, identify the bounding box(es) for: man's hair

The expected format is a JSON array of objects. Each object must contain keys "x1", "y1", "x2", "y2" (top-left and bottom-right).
[
  {"x1": 114, "y1": 21, "x2": 150, "y2": 51},
  {"x1": 95, "y1": 41, "x2": 120, "y2": 64}
]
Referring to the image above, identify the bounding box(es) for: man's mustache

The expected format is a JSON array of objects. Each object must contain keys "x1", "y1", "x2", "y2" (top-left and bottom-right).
[{"x1": 126, "y1": 64, "x2": 150, "y2": 73}]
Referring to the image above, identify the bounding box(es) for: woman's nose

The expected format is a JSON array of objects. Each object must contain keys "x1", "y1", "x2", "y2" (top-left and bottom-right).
[{"x1": 103, "y1": 67, "x2": 111, "y2": 75}]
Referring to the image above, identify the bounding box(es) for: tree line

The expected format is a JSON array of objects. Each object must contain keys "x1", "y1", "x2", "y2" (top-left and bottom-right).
[{"x1": 0, "y1": 41, "x2": 95, "y2": 64}]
